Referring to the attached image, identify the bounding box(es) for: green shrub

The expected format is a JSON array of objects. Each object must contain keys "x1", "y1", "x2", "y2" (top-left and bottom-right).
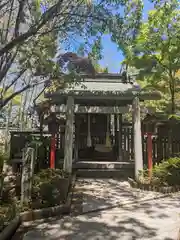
[
  {"x1": 0, "y1": 203, "x2": 19, "y2": 232},
  {"x1": 0, "y1": 152, "x2": 5, "y2": 173},
  {"x1": 140, "y1": 157, "x2": 180, "y2": 186},
  {"x1": 165, "y1": 157, "x2": 180, "y2": 186},
  {"x1": 35, "y1": 168, "x2": 69, "y2": 180},
  {"x1": 31, "y1": 168, "x2": 69, "y2": 209}
]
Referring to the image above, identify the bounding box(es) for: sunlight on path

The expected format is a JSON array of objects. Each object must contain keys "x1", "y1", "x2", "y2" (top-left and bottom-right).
[
  {"x1": 20, "y1": 179, "x2": 180, "y2": 240},
  {"x1": 75, "y1": 178, "x2": 164, "y2": 213}
]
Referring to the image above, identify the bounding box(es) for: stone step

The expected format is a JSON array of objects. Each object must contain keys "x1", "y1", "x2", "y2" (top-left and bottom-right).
[
  {"x1": 74, "y1": 161, "x2": 134, "y2": 169},
  {"x1": 76, "y1": 168, "x2": 134, "y2": 179}
]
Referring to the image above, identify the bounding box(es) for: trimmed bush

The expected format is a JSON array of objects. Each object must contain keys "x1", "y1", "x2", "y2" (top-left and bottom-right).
[
  {"x1": 31, "y1": 168, "x2": 70, "y2": 209},
  {"x1": 154, "y1": 157, "x2": 180, "y2": 186}
]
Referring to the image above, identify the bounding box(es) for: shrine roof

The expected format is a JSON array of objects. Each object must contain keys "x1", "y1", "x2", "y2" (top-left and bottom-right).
[{"x1": 45, "y1": 74, "x2": 161, "y2": 104}]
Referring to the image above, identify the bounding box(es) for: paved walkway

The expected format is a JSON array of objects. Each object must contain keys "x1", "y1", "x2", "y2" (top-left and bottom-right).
[
  {"x1": 74, "y1": 179, "x2": 165, "y2": 213},
  {"x1": 20, "y1": 179, "x2": 180, "y2": 240}
]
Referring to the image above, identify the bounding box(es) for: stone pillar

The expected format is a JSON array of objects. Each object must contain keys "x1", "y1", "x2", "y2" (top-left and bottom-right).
[
  {"x1": 132, "y1": 97, "x2": 143, "y2": 180},
  {"x1": 21, "y1": 147, "x2": 35, "y2": 206},
  {"x1": 74, "y1": 116, "x2": 79, "y2": 162},
  {"x1": 63, "y1": 96, "x2": 74, "y2": 173},
  {"x1": 118, "y1": 114, "x2": 123, "y2": 161}
]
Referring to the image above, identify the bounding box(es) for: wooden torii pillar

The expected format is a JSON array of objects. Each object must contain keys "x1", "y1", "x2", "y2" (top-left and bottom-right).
[
  {"x1": 63, "y1": 96, "x2": 74, "y2": 173},
  {"x1": 132, "y1": 97, "x2": 143, "y2": 180}
]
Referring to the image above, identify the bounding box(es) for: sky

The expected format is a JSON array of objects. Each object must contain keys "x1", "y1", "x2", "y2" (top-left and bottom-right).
[
  {"x1": 99, "y1": 0, "x2": 154, "y2": 73},
  {"x1": 55, "y1": 0, "x2": 155, "y2": 73}
]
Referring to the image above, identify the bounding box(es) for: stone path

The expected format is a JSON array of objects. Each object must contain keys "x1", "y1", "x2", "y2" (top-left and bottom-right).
[
  {"x1": 74, "y1": 178, "x2": 165, "y2": 213},
  {"x1": 15, "y1": 179, "x2": 180, "y2": 240}
]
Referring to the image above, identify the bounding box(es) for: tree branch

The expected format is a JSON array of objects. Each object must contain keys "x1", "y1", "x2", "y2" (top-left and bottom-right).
[
  {"x1": 0, "y1": 0, "x2": 108, "y2": 57},
  {"x1": 0, "y1": 0, "x2": 11, "y2": 12},
  {"x1": 0, "y1": 49, "x2": 18, "y2": 83},
  {"x1": 0, "y1": 79, "x2": 47, "y2": 109},
  {"x1": 3, "y1": 0, "x2": 14, "y2": 44},
  {"x1": 0, "y1": 85, "x2": 30, "y2": 108},
  {"x1": 4, "y1": 68, "x2": 26, "y2": 93},
  {"x1": 0, "y1": 0, "x2": 64, "y2": 57},
  {"x1": 14, "y1": 0, "x2": 26, "y2": 38}
]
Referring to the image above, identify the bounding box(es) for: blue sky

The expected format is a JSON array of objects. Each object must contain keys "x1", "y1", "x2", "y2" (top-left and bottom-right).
[
  {"x1": 59, "y1": 0, "x2": 155, "y2": 73},
  {"x1": 99, "y1": 0, "x2": 154, "y2": 73}
]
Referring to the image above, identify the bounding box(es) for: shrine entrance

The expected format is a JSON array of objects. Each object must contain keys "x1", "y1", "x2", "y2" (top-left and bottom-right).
[
  {"x1": 74, "y1": 113, "x2": 134, "y2": 162},
  {"x1": 44, "y1": 73, "x2": 161, "y2": 177},
  {"x1": 75, "y1": 114, "x2": 115, "y2": 161}
]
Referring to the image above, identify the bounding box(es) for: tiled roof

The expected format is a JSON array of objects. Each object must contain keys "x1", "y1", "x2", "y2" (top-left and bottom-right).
[
  {"x1": 45, "y1": 75, "x2": 161, "y2": 101},
  {"x1": 61, "y1": 81, "x2": 138, "y2": 95}
]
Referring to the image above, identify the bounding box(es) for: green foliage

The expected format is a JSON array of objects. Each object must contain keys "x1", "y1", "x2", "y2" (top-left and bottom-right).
[
  {"x1": 0, "y1": 0, "x2": 145, "y2": 108},
  {"x1": 164, "y1": 158, "x2": 180, "y2": 186},
  {"x1": 0, "y1": 152, "x2": 5, "y2": 174},
  {"x1": 121, "y1": 0, "x2": 180, "y2": 114},
  {"x1": 94, "y1": 65, "x2": 109, "y2": 73},
  {"x1": 89, "y1": 36, "x2": 103, "y2": 61},
  {"x1": 140, "y1": 157, "x2": 180, "y2": 186},
  {"x1": 31, "y1": 168, "x2": 69, "y2": 209},
  {"x1": 18, "y1": 33, "x2": 58, "y2": 77},
  {"x1": 34, "y1": 168, "x2": 69, "y2": 180},
  {"x1": 0, "y1": 152, "x2": 7, "y2": 199},
  {"x1": 111, "y1": 0, "x2": 143, "y2": 48},
  {"x1": 0, "y1": 203, "x2": 18, "y2": 232},
  {"x1": 76, "y1": 37, "x2": 109, "y2": 73},
  {"x1": 0, "y1": 149, "x2": 19, "y2": 231},
  {"x1": 0, "y1": 87, "x2": 22, "y2": 106}
]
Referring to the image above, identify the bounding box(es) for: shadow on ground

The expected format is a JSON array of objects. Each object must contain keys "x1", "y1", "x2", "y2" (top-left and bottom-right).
[
  {"x1": 13, "y1": 179, "x2": 180, "y2": 240},
  {"x1": 74, "y1": 178, "x2": 165, "y2": 213}
]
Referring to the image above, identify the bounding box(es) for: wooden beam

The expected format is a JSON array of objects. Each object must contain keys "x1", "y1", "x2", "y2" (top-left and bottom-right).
[
  {"x1": 46, "y1": 91, "x2": 161, "y2": 101},
  {"x1": 132, "y1": 97, "x2": 143, "y2": 180},
  {"x1": 63, "y1": 96, "x2": 74, "y2": 173},
  {"x1": 55, "y1": 105, "x2": 130, "y2": 114}
]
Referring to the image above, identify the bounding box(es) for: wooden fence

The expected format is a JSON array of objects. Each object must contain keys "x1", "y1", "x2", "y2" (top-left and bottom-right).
[
  {"x1": 122, "y1": 125, "x2": 180, "y2": 165},
  {"x1": 10, "y1": 126, "x2": 180, "y2": 170},
  {"x1": 122, "y1": 126, "x2": 134, "y2": 161}
]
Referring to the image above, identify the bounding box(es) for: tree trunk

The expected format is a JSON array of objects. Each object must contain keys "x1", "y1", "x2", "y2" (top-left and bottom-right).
[
  {"x1": 169, "y1": 74, "x2": 176, "y2": 114},
  {"x1": 171, "y1": 91, "x2": 175, "y2": 114}
]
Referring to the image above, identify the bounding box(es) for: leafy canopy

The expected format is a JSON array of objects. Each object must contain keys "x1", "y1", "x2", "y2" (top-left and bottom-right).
[
  {"x1": 121, "y1": 0, "x2": 180, "y2": 113},
  {"x1": 0, "y1": 0, "x2": 144, "y2": 108}
]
